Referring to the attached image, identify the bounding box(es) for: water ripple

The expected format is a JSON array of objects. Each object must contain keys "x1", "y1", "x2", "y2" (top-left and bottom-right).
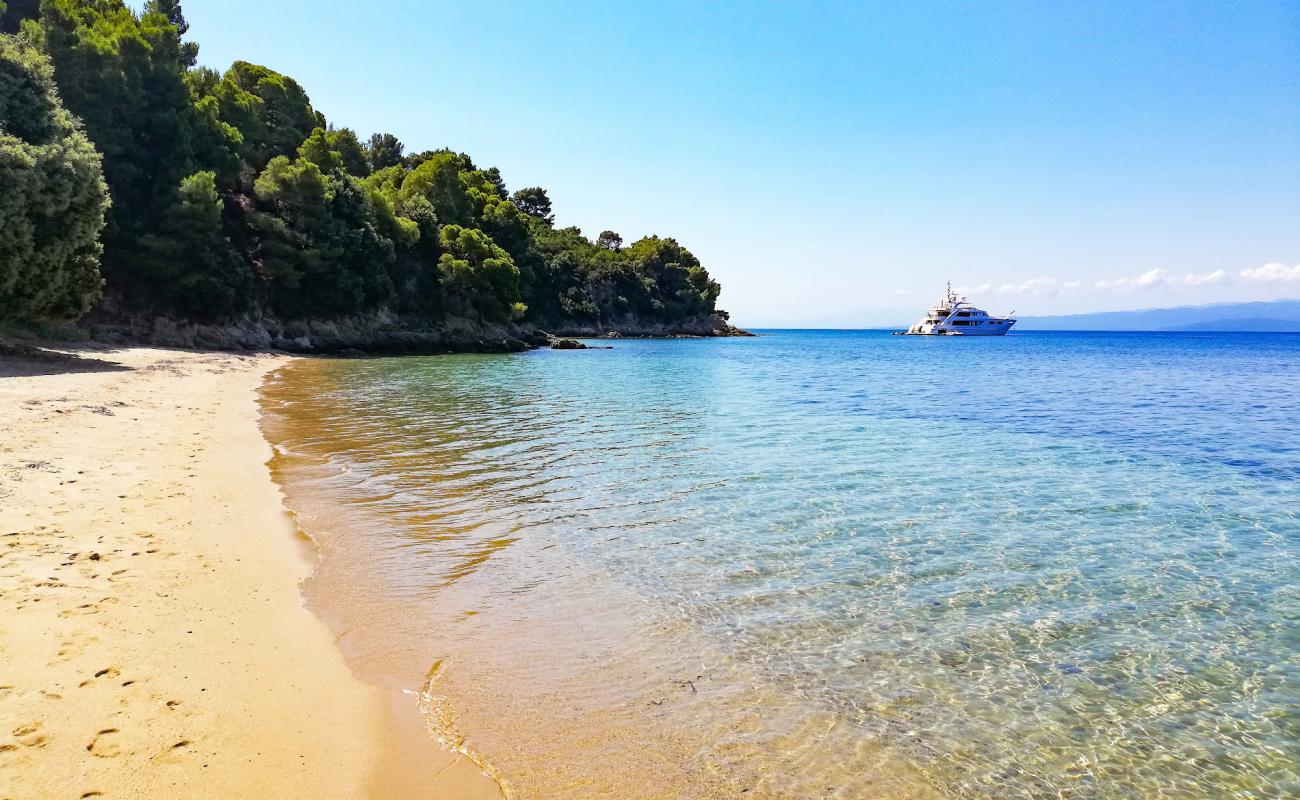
[{"x1": 264, "y1": 331, "x2": 1300, "y2": 799}]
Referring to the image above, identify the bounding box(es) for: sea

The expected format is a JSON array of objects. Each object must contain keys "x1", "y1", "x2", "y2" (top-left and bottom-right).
[{"x1": 260, "y1": 330, "x2": 1299, "y2": 799}]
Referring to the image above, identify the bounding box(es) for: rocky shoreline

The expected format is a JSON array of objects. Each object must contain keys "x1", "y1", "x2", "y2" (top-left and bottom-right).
[{"x1": 5, "y1": 310, "x2": 753, "y2": 357}]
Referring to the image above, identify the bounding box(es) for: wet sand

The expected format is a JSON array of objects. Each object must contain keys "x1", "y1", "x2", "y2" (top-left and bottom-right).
[
  {"x1": 260, "y1": 356, "x2": 944, "y2": 800},
  {"x1": 0, "y1": 347, "x2": 499, "y2": 799}
]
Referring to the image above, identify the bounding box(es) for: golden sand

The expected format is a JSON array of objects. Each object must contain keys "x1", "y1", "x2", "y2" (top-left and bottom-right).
[{"x1": 0, "y1": 347, "x2": 499, "y2": 799}]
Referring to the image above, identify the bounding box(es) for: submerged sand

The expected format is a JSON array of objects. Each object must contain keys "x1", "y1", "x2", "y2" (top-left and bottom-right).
[{"x1": 0, "y1": 347, "x2": 499, "y2": 799}]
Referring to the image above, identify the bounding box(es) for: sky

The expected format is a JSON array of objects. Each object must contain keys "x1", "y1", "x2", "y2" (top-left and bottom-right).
[{"x1": 180, "y1": 0, "x2": 1300, "y2": 326}]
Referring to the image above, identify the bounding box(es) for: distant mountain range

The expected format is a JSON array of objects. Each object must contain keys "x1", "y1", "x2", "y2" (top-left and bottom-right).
[{"x1": 1018, "y1": 299, "x2": 1300, "y2": 332}]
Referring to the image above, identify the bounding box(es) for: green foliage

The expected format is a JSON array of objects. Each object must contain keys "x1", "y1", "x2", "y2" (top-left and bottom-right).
[
  {"x1": 399, "y1": 151, "x2": 472, "y2": 226},
  {"x1": 465, "y1": 170, "x2": 528, "y2": 255},
  {"x1": 138, "y1": 170, "x2": 248, "y2": 318},
  {"x1": 622, "y1": 235, "x2": 720, "y2": 318},
  {"x1": 483, "y1": 166, "x2": 507, "y2": 199},
  {"x1": 596, "y1": 230, "x2": 622, "y2": 251},
  {"x1": 25, "y1": 0, "x2": 220, "y2": 313},
  {"x1": 527, "y1": 227, "x2": 718, "y2": 324},
  {"x1": 327, "y1": 128, "x2": 369, "y2": 177},
  {"x1": 0, "y1": 33, "x2": 107, "y2": 322},
  {"x1": 437, "y1": 225, "x2": 521, "y2": 321},
  {"x1": 144, "y1": 0, "x2": 197, "y2": 67},
  {"x1": 208, "y1": 60, "x2": 322, "y2": 169},
  {"x1": 250, "y1": 155, "x2": 395, "y2": 318},
  {"x1": 297, "y1": 126, "x2": 343, "y2": 173},
  {"x1": 0, "y1": 32, "x2": 105, "y2": 322},
  {"x1": 187, "y1": 82, "x2": 241, "y2": 186},
  {"x1": 511, "y1": 186, "x2": 553, "y2": 223},
  {"x1": 365, "y1": 132, "x2": 402, "y2": 172}
]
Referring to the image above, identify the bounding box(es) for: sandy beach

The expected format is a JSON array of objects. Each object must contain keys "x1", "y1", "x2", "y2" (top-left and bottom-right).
[{"x1": 0, "y1": 347, "x2": 499, "y2": 799}]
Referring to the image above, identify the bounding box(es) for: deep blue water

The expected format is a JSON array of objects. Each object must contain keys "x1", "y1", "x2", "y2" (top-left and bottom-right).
[{"x1": 269, "y1": 330, "x2": 1300, "y2": 799}]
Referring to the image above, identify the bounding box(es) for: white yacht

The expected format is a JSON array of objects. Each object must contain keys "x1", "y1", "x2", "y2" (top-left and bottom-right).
[{"x1": 900, "y1": 283, "x2": 1016, "y2": 336}]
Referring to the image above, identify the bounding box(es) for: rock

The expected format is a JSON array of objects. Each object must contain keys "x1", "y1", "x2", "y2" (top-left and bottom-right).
[
  {"x1": 549, "y1": 338, "x2": 587, "y2": 350},
  {"x1": 56, "y1": 310, "x2": 747, "y2": 356}
]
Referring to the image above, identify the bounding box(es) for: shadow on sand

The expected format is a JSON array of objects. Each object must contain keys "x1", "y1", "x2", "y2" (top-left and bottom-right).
[{"x1": 0, "y1": 341, "x2": 132, "y2": 379}]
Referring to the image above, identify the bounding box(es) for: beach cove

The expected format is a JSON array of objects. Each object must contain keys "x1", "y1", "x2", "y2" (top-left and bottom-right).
[
  {"x1": 3, "y1": 332, "x2": 1298, "y2": 799},
  {"x1": 0, "y1": 348, "x2": 499, "y2": 799}
]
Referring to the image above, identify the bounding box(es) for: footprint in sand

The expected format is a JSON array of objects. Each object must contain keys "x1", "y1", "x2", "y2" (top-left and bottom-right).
[
  {"x1": 59, "y1": 596, "x2": 118, "y2": 618},
  {"x1": 12, "y1": 722, "x2": 48, "y2": 748},
  {"x1": 86, "y1": 728, "x2": 121, "y2": 758},
  {"x1": 52, "y1": 631, "x2": 99, "y2": 664},
  {"x1": 78, "y1": 667, "x2": 120, "y2": 688}
]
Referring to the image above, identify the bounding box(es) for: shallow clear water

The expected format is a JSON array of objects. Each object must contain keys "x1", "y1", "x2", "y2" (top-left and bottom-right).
[{"x1": 264, "y1": 331, "x2": 1300, "y2": 799}]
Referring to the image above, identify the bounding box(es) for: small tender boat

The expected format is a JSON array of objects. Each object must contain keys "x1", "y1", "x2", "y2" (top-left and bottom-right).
[{"x1": 897, "y1": 283, "x2": 1016, "y2": 336}]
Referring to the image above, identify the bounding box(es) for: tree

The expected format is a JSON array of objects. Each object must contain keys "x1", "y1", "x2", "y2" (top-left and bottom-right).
[
  {"x1": 483, "y1": 166, "x2": 507, "y2": 198},
  {"x1": 250, "y1": 155, "x2": 395, "y2": 318},
  {"x1": 327, "y1": 128, "x2": 369, "y2": 177},
  {"x1": 511, "y1": 186, "x2": 553, "y2": 223},
  {"x1": 0, "y1": 33, "x2": 107, "y2": 321},
  {"x1": 437, "y1": 225, "x2": 521, "y2": 321},
  {"x1": 596, "y1": 230, "x2": 622, "y2": 251},
  {"x1": 622, "y1": 236, "x2": 719, "y2": 319},
  {"x1": 216, "y1": 61, "x2": 323, "y2": 169},
  {"x1": 138, "y1": 171, "x2": 249, "y2": 318},
  {"x1": 297, "y1": 127, "x2": 343, "y2": 173},
  {"x1": 365, "y1": 132, "x2": 403, "y2": 172},
  {"x1": 399, "y1": 151, "x2": 471, "y2": 226},
  {"x1": 144, "y1": 0, "x2": 198, "y2": 67},
  {"x1": 32, "y1": 0, "x2": 206, "y2": 305}
]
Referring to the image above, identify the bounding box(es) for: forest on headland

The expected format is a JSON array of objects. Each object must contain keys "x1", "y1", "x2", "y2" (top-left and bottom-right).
[{"x1": 0, "y1": 1, "x2": 742, "y2": 352}]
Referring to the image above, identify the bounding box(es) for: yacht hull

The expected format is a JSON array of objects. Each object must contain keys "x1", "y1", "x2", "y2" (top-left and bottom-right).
[{"x1": 906, "y1": 321, "x2": 1016, "y2": 336}]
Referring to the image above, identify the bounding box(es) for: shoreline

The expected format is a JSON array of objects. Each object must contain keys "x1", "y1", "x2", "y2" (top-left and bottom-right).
[
  {"x1": 256, "y1": 355, "x2": 943, "y2": 800},
  {"x1": 0, "y1": 347, "x2": 495, "y2": 798},
  {"x1": 259, "y1": 364, "x2": 505, "y2": 800},
  {"x1": 7, "y1": 311, "x2": 752, "y2": 358}
]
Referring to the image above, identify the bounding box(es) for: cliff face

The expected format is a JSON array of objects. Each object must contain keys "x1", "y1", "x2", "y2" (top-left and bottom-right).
[{"x1": 32, "y1": 310, "x2": 751, "y2": 355}]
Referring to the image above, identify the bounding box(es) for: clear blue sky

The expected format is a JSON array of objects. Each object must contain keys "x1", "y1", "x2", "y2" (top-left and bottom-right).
[{"x1": 182, "y1": 0, "x2": 1300, "y2": 326}]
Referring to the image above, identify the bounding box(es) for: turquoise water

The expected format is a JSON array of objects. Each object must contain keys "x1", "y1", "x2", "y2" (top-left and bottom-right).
[{"x1": 266, "y1": 331, "x2": 1300, "y2": 798}]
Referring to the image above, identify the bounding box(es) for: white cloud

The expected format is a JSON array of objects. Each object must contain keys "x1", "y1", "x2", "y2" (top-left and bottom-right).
[
  {"x1": 1095, "y1": 268, "x2": 1171, "y2": 290},
  {"x1": 1006, "y1": 278, "x2": 1059, "y2": 296},
  {"x1": 954, "y1": 263, "x2": 1298, "y2": 300},
  {"x1": 957, "y1": 279, "x2": 1058, "y2": 297},
  {"x1": 1240, "y1": 262, "x2": 1300, "y2": 283},
  {"x1": 894, "y1": 289, "x2": 912, "y2": 296},
  {"x1": 1184, "y1": 269, "x2": 1229, "y2": 286}
]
